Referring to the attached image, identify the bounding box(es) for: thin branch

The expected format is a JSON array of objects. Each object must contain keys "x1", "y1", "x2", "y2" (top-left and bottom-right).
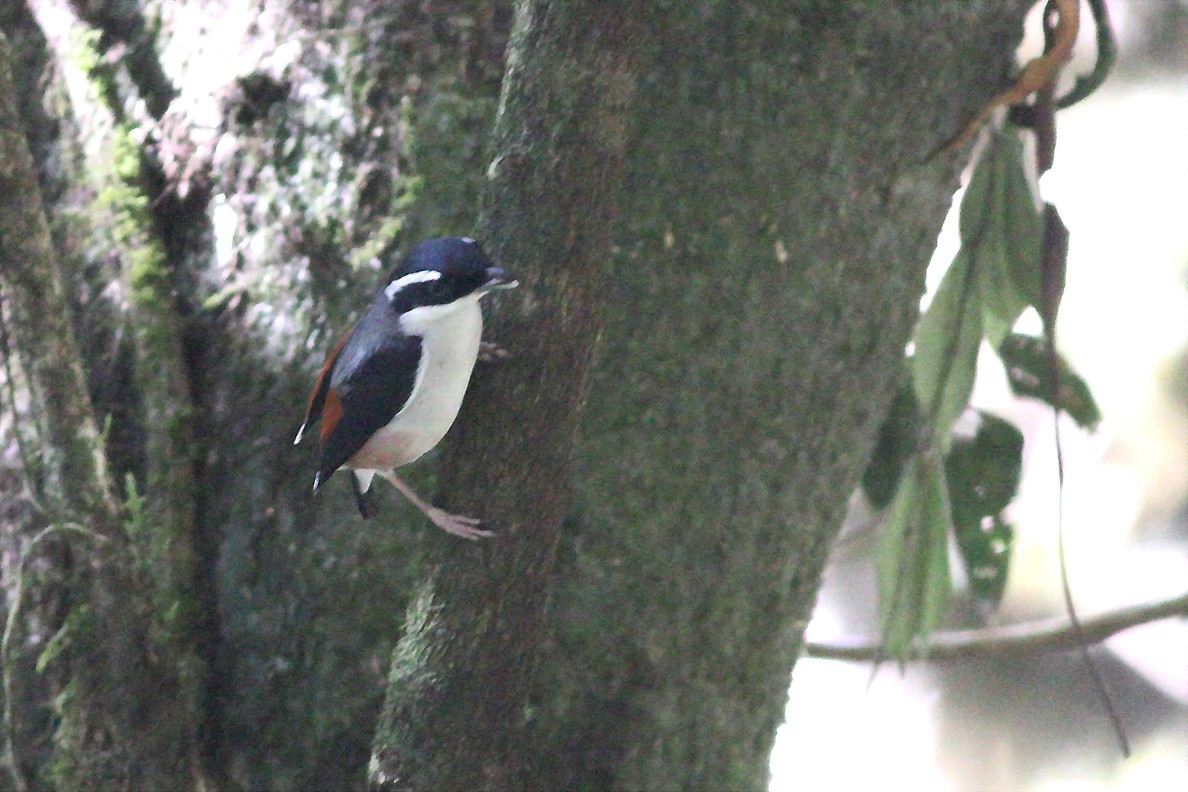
[
  {"x1": 934, "y1": 0, "x2": 1080, "y2": 156},
  {"x1": 805, "y1": 590, "x2": 1188, "y2": 662}
]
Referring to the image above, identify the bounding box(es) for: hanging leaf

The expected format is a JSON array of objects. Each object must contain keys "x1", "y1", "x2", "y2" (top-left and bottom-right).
[
  {"x1": 1039, "y1": 202, "x2": 1069, "y2": 331},
  {"x1": 913, "y1": 127, "x2": 1044, "y2": 442},
  {"x1": 959, "y1": 514, "x2": 1014, "y2": 606},
  {"x1": 945, "y1": 411, "x2": 1023, "y2": 605},
  {"x1": 998, "y1": 333, "x2": 1102, "y2": 429},
  {"x1": 957, "y1": 132, "x2": 995, "y2": 238},
  {"x1": 1001, "y1": 135, "x2": 1043, "y2": 317},
  {"x1": 885, "y1": 126, "x2": 1058, "y2": 655},
  {"x1": 877, "y1": 457, "x2": 952, "y2": 659},
  {"x1": 960, "y1": 130, "x2": 1014, "y2": 348},
  {"x1": 862, "y1": 381, "x2": 921, "y2": 510},
  {"x1": 912, "y1": 248, "x2": 983, "y2": 442},
  {"x1": 957, "y1": 127, "x2": 1042, "y2": 350}
]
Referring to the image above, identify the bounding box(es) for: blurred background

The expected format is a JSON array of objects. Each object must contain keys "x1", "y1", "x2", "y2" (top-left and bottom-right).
[{"x1": 772, "y1": 1, "x2": 1188, "y2": 788}]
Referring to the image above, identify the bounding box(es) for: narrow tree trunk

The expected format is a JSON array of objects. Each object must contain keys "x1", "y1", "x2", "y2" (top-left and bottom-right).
[
  {"x1": 35, "y1": 0, "x2": 209, "y2": 770},
  {"x1": 0, "y1": 32, "x2": 120, "y2": 532},
  {"x1": 367, "y1": 3, "x2": 642, "y2": 788}
]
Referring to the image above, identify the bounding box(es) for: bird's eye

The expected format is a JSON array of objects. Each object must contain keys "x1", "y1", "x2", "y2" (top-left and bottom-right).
[{"x1": 426, "y1": 281, "x2": 447, "y2": 299}]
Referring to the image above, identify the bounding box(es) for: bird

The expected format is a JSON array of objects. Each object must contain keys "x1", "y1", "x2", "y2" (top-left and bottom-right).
[{"x1": 294, "y1": 236, "x2": 517, "y2": 540}]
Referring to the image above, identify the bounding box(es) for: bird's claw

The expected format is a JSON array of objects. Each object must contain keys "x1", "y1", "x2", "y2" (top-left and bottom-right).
[{"x1": 427, "y1": 507, "x2": 496, "y2": 541}]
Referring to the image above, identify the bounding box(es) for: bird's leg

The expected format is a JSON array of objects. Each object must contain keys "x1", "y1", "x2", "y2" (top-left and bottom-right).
[
  {"x1": 376, "y1": 470, "x2": 496, "y2": 541},
  {"x1": 477, "y1": 340, "x2": 511, "y2": 363},
  {"x1": 351, "y1": 471, "x2": 380, "y2": 519}
]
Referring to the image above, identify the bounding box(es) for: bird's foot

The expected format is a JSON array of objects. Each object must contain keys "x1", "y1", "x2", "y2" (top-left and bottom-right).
[
  {"x1": 354, "y1": 489, "x2": 379, "y2": 519},
  {"x1": 477, "y1": 341, "x2": 510, "y2": 363},
  {"x1": 351, "y1": 471, "x2": 380, "y2": 519},
  {"x1": 376, "y1": 469, "x2": 496, "y2": 540},
  {"x1": 427, "y1": 507, "x2": 496, "y2": 541}
]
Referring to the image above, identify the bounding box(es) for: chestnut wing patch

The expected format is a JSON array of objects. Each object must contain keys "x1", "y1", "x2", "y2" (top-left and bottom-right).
[
  {"x1": 315, "y1": 335, "x2": 423, "y2": 487},
  {"x1": 297, "y1": 328, "x2": 353, "y2": 444}
]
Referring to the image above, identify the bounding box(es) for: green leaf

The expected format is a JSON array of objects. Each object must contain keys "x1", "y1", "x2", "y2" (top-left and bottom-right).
[
  {"x1": 961, "y1": 132, "x2": 1013, "y2": 350},
  {"x1": 878, "y1": 460, "x2": 919, "y2": 655},
  {"x1": 958, "y1": 130, "x2": 996, "y2": 239},
  {"x1": 959, "y1": 514, "x2": 1014, "y2": 605},
  {"x1": 998, "y1": 332, "x2": 1102, "y2": 430},
  {"x1": 1001, "y1": 138, "x2": 1043, "y2": 312},
  {"x1": 945, "y1": 411, "x2": 1023, "y2": 605},
  {"x1": 959, "y1": 127, "x2": 1042, "y2": 350},
  {"x1": 912, "y1": 249, "x2": 983, "y2": 441},
  {"x1": 918, "y1": 464, "x2": 952, "y2": 639},
  {"x1": 913, "y1": 128, "x2": 1042, "y2": 444},
  {"x1": 878, "y1": 457, "x2": 953, "y2": 659},
  {"x1": 862, "y1": 381, "x2": 921, "y2": 509}
]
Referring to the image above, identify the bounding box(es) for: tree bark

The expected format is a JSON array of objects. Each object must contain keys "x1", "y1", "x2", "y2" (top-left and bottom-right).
[
  {"x1": 0, "y1": 29, "x2": 199, "y2": 790},
  {"x1": 373, "y1": 1, "x2": 1033, "y2": 790},
  {"x1": 1, "y1": 1, "x2": 1037, "y2": 788},
  {"x1": 368, "y1": 3, "x2": 642, "y2": 788},
  {"x1": 0, "y1": 31, "x2": 120, "y2": 532},
  {"x1": 28, "y1": 0, "x2": 212, "y2": 774},
  {"x1": 498, "y1": 3, "x2": 1031, "y2": 789}
]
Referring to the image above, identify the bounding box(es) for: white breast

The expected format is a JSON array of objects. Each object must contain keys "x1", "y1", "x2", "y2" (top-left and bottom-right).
[{"x1": 348, "y1": 296, "x2": 483, "y2": 472}]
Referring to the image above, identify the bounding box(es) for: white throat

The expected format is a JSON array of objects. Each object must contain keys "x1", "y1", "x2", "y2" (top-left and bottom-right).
[{"x1": 398, "y1": 293, "x2": 482, "y2": 336}]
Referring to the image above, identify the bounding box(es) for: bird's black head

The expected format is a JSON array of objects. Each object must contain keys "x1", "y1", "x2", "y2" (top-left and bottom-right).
[{"x1": 384, "y1": 237, "x2": 516, "y2": 313}]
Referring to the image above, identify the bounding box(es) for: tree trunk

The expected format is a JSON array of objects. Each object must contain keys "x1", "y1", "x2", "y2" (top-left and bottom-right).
[
  {"x1": 369, "y1": 1, "x2": 1034, "y2": 789},
  {"x1": 0, "y1": 31, "x2": 120, "y2": 533},
  {"x1": 368, "y1": 3, "x2": 642, "y2": 788},
  {"x1": 454, "y1": 3, "x2": 1032, "y2": 789},
  {"x1": 0, "y1": 29, "x2": 201, "y2": 790},
  {"x1": 0, "y1": 1, "x2": 1035, "y2": 788}
]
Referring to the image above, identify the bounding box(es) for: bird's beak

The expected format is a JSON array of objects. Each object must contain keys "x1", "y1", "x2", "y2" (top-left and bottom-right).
[{"x1": 481, "y1": 266, "x2": 518, "y2": 292}]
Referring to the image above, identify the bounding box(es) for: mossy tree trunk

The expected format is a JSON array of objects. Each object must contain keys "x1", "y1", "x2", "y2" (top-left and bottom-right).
[
  {"x1": 3, "y1": 2, "x2": 514, "y2": 788},
  {"x1": 368, "y1": 3, "x2": 643, "y2": 788},
  {"x1": 27, "y1": 1, "x2": 212, "y2": 779},
  {"x1": 404, "y1": 2, "x2": 1033, "y2": 790},
  {"x1": 541, "y1": 3, "x2": 947, "y2": 781},
  {"x1": 1, "y1": 1, "x2": 1033, "y2": 789},
  {"x1": 580, "y1": 4, "x2": 1028, "y2": 784},
  {"x1": 0, "y1": 30, "x2": 201, "y2": 790}
]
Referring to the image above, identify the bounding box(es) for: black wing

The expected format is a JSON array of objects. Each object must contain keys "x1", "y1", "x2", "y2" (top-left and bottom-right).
[{"x1": 314, "y1": 331, "x2": 423, "y2": 487}]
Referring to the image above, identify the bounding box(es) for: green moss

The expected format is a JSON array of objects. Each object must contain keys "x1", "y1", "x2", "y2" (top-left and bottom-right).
[{"x1": 67, "y1": 13, "x2": 203, "y2": 693}]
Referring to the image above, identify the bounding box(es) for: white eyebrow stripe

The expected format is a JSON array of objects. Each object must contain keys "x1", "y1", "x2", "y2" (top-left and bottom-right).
[{"x1": 384, "y1": 270, "x2": 441, "y2": 300}]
